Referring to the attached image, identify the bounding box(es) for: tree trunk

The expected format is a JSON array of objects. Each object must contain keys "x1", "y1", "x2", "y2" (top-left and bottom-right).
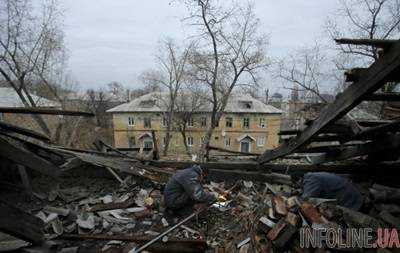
[
  {"x1": 163, "y1": 109, "x2": 174, "y2": 156},
  {"x1": 180, "y1": 126, "x2": 192, "y2": 157}
]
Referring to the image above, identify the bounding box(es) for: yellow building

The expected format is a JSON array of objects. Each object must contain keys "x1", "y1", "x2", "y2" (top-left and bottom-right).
[{"x1": 107, "y1": 92, "x2": 283, "y2": 156}]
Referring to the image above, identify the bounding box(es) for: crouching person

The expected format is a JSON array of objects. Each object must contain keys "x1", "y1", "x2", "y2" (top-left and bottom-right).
[{"x1": 163, "y1": 165, "x2": 217, "y2": 217}]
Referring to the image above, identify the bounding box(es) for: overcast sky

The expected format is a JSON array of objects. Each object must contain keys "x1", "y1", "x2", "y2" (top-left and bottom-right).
[{"x1": 61, "y1": 0, "x2": 338, "y2": 92}]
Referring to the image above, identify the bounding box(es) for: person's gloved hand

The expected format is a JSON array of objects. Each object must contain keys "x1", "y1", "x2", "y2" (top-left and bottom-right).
[{"x1": 217, "y1": 195, "x2": 227, "y2": 202}]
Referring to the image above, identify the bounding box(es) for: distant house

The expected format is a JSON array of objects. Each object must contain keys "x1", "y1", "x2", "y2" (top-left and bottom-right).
[
  {"x1": 107, "y1": 92, "x2": 283, "y2": 155},
  {"x1": 0, "y1": 87, "x2": 60, "y2": 134}
]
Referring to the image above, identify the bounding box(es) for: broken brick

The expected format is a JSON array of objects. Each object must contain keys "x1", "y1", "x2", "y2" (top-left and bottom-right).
[
  {"x1": 273, "y1": 196, "x2": 288, "y2": 216},
  {"x1": 300, "y1": 202, "x2": 327, "y2": 225}
]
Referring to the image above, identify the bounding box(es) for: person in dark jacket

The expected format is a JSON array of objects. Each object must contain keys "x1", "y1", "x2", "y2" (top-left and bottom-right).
[
  {"x1": 301, "y1": 172, "x2": 363, "y2": 210},
  {"x1": 163, "y1": 165, "x2": 218, "y2": 215}
]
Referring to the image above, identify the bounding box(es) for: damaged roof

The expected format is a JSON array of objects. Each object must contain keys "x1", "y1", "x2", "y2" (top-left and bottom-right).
[
  {"x1": 0, "y1": 87, "x2": 60, "y2": 108},
  {"x1": 106, "y1": 92, "x2": 283, "y2": 114}
]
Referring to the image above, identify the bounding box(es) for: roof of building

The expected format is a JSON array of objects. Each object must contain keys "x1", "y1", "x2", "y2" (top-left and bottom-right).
[
  {"x1": 0, "y1": 87, "x2": 60, "y2": 108},
  {"x1": 106, "y1": 92, "x2": 283, "y2": 114}
]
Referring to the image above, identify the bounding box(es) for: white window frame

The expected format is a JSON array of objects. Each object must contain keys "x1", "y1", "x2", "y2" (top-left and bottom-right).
[
  {"x1": 243, "y1": 117, "x2": 250, "y2": 129},
  {"x1": 128, "y1": 116, "x2": 135, "y2": 126},
  {"x1": 259, "y1": 118, "x2": 266, "y2": 128},
  {"x1": 144, "y1": 139, "x2": 153, "y2": 149},
  {"x1": 226, "y1": 117, "x2": 233, "y2": 128},
  {"x1": 187, "y1": 136, "x2": 194, "y2": 146},
  {"x1": 187, "y1": 117, "x2": 194, "y2": 127},
  {"x1": 257, "y1": 136, "x2": 266, "y2": 147}
]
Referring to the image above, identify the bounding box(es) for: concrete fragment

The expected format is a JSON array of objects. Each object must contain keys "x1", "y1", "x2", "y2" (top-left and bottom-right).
[
  {"x1": 273, "y1": 196, "x2": 288, "y2": 216},
  {"x1": 237, "y1": 237, "x2": 250, "y2": 248},
  {"x1": 285, "y1": 212, "x2": 299, "y2": 226},
  {"x1": 76, "y1": 213, "x2": 95, "y2": 230},
  {"x1": 286, "y1": 196, "x2": 298, "y2": 209},
  {"x1": 51, "y1": 218, "x2": 63, "y2": 235},
  {"x1": 161, "y1": 218, "x2": 169, "y2": 227},
  {"x1": 243, "y1": 181, "x2": 253, "y2": 188},
  {"x1": 43, "y1": 206, "x2": 70, "y2": 217}
]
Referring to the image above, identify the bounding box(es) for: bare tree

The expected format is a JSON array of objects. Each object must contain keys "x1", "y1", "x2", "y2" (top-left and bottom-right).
[
  {"x1": 277, "y1": 43, "x2": 332, "y2": 103},
  {"x1": 142, "y1": 39, "x2": 192, "y2": 156},
  {"x1": 0, "y1": 0, "x2": 65, "y2": 136},
  {"x1": 174, "y1": 87, "x2": 207, "y2": 157},
  {"x1": 183, "y1": 0, "x2": 269, "y2": 159},
  {"x1": 327, "y1": 0, "x2": 400, "y2": 66}
]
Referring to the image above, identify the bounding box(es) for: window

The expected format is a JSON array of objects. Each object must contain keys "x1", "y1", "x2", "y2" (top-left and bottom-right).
[
  {"x1": 259, "y1": 118, "x2": 266, "y2": 128},
  {"x1": 240, "y1": 101, "x2": 253, "y2": 109},
  {"x1": 144, "y1": 140, "x2": 153, "y2": 149},
  {"x1": 128, "y1": 117, "x2": 135, "y2": 126},
  {"x1": 139, "y1": 100, "x2": 156, "y2": 108},
  {"x1": 243, "y1": 118, "x2": 250, "y2": 129},
  {"x1": 214, "y1": 136, "x2": 219, "y2": 140},
  {"x1": 257, "y1": 137, "x2": 266, "y2": 147},
  {"x1": 187, "y1": 117, "x2": 194, "y2": 127},
  {"x1": 200, "y1": 136, "x2": 206, "y2": 145},
  {"x1": 187, "y1": 136, "x2": 194, "y2": 146},
  {"x1": 144, "y1": 117, "x2": 151, "y2": 128},
  {"x1": 162, "y1": 117, "x2": 168, "y2": 127},
  {"x1": 0, "y1": 113, "x2": 3, "y2": 121},
  {"x1": 225, "y1": 117, "x2": 233, "y2": 128},
  {"x1": 200, "y1": 117, "x2": 207, "y2": 127},
  {"x1": 224, "y1": 137, "x2": 231, "y2": 147},
  {"x1": 128, "y1": 136, "x2": 136, "y2": 148}
]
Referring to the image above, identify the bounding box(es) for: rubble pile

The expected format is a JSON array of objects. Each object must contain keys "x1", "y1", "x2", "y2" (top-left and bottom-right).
[{"x1": 2, "y1": 170, "x2": 398, "y2": 253}]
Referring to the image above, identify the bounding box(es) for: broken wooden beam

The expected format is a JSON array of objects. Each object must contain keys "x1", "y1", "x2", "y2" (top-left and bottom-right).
[
  {"x1": 86, "y1": 198, "x2": 136, "y2": 212},
  {"x1": 0, "y1": 135, "x2": 60, "y2": 177},
  {"x1": 309, "y1": 133, "x2": 400, "y2": 164},
  {"x1": 209, "y1": 169, "x2": 292, "y2": 185},
  {"x1": 335, "y1": 38, "x2": 398, "y2": 48},
  {"x1": 0, "y1": 107, "x2": 94, "y2": 117},
  {"x1": 0, "y1": 201, "x2": 44, "y2": 244},
  {"x1": 259, "y1": 40, "x2": 400, "y2": 163},
  {"x1": 61, "y1": 234, "x2": 207, "y2": 253},
  {"x1": 365, "y1": 92, "x2": 400, "y2": 101},
  {"x1": 0, "y1": 121, "x2": 50, "y2": 142}
]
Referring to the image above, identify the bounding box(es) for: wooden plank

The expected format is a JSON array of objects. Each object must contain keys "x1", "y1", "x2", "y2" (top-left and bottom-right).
[
  {"x1": 0, "y1": 107, "x2": 94, "y2": 117},
  {"x1": 356, "y1": 119, "x2": 400, "y2": 137},
  {"x1": 365, "y1": 93, "x2": 400, "y2": 101},
  {"x1": 0, "y1": 202, "x2": 44, "y2": 244},
  {"x1": 259, "y1": 41, "x2": 400, "y2": 163},
  {"x1": 0, "y1": 121, "x2": 50, "y2": 142},
  {"x1": 335, "y1": 38, "x2": 398, "y2": 48},
  {"x1": 0, "y1": 136, "x2": 60, "y2": 177},
  {"x1": 17, "y1": 165, "x2": 32, "y2": 194},
  {"x1": 310, "y1": 133, "x2": 400, "y2": 164}
]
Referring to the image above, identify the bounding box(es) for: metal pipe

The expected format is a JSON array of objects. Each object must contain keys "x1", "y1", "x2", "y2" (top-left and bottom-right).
[{"x1": 132, "y1": 205, "x2": 210, "y2": 253}]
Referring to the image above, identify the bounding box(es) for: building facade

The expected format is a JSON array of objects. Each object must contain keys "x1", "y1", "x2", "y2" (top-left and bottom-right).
[{"x1": 107, "y1": 92, "x2": 283, "y2": 156}]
